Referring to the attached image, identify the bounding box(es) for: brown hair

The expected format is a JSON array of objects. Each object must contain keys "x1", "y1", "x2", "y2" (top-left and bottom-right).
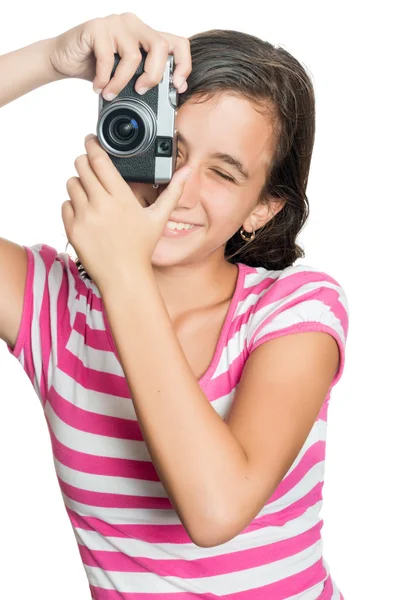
[{"x1": 70, "y1": 28, "x2": 315, "y2": 279}]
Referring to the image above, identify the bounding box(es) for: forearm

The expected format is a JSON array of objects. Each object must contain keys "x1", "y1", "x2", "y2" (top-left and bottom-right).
[
  {"x1": 101, "y1": 270, "x2": 249, "y2": 545},
  {"x1": 0, "y1": 38, "x2": 66, "y2": 108}
]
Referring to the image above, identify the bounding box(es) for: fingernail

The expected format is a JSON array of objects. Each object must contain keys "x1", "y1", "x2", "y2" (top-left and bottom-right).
[
  {"x1": 85, "y1": 134, "x2": 95, "y2": 142},
  {"x1": 175, "y1": 77, "x2": 185, "y2": 89},
  {"x1": 137, "y1": 87, "x2": 149, "y2": 95},
  {"x1": 94, "y1": 88, "x2": 103, "y2": 95},
  {"x1": 103, "y1": 91, "x2": 116, "y2": 101}
]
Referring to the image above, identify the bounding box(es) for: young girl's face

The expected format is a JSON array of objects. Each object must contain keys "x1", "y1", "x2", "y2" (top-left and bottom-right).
[{"x1": 127, "y1": 91, "x2": 280, "y2": 267}]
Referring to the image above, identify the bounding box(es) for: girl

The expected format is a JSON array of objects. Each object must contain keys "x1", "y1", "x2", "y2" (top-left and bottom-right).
[{"x1": 0, "y1": 12, "x2": 349, "y2": 599}]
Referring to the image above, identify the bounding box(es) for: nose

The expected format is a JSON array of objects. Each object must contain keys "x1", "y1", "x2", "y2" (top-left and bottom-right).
[{"x1": 174, "y1": 166, "x2": 200, "y2": 209}]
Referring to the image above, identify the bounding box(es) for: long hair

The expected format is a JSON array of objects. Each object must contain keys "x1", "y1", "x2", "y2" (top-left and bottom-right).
[{"x1": 70, "y1": 29, "x2": 315, "y2": 279}]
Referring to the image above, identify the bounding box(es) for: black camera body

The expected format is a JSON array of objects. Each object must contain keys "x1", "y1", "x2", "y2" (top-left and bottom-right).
[{"x1": 96, "y1": 50, "x2": 178, "y2": 184}]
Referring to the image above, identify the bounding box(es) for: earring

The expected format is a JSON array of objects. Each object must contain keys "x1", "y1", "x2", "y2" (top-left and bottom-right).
[
  {"x1": 240, "y1": 226, "x2": 256, "y2": 241},
  {"x1": 152, "y1": 184, "x2": 159, "y2": 189}
]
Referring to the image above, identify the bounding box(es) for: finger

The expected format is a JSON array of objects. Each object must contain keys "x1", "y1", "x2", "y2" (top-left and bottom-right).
[
  {"x1": 66, "y1": 176, "x2": 89, "y2": 218},
  {"x1": 134, "y1": 35, "x2": 170, "y2": 93},
  {"x1": 102, "y1": 39, "x2": 143, "y2": 99},
  {"x1": 157, "y1": 32, "x2": 192, "y2": 91},
  {"x1": 148, "y1": 166, "x2": 192, "y2": 220},
  {"x1": 74, "y1": 152, "x2": 105, "y2": 199},
  {"x1": 61, "y1": 199, "x2": 75, "y2": 223},
  {"x1": 84, "y1": 135, "x2": 130, "y2": 196},
  {"x1": 61, "y1": 199, "x2": 76, "y2": 242},
  {"x1": 92, "y1": 31, "x2": 116, "y2": 95},
  {"x1": 119, "y1": 14, "x2": 170, "y2": 92}
]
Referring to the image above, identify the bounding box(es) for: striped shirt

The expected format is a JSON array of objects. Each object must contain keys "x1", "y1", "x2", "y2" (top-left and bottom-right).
[{"x1": 7, "y1": 243, "x2": 349, "y2": 599}]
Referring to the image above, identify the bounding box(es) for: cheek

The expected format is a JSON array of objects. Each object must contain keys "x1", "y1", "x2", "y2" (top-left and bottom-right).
[
  {"x1": 206, "y1": 190, "x2": 246, "y2": 224},
  {"x1": 204, "y1": 199, "x2": 246, "y2": 239}
]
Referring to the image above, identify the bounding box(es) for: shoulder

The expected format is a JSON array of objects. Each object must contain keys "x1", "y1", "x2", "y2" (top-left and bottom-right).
[
  {"x1": 242, "y1": 262, "x2": 349, "y2": 334},
  {"x1": 22, "y1": 243, "x2": 95, "y2": 314},
  {"x1": 239, "y1": 262, "x2": 349, "y2": 386},
  {"x1": 25, "y1": 243, "x2": 81, "y2": 279}
]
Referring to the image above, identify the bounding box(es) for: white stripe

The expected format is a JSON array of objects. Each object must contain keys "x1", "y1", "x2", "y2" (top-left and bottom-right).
[
  {"x1": 44, "y1": 399, "x2": 153, "y2": 462},
  {"x1": 52, "y1": 367, "x2": 137, "y2": 419},
  {"x1": 285, "y1": 418, "x2": 327, "y2": 475},
  {"x1": 46, "y1": 256, "x2": 63, "y2": 393},
  {"x1": 248, "y1": 280, "x2": 346, "y2": 347},
  {"x1": 82, "y1": 540, "x2": 323, "y2": 594},
  {"x1": 253, "y1": 297, "x2": 346, "y2": 347},
  {"x1": 59, "y1": 251, "x2": 82, "y2": 329},
  {"x1": 66, "y1": 329, "x2": 123, "y2": 376},
  {"x1": 73, "y1": 502, "x2": 323, "y2": 557},
  {"x1": 74, "y1": 291, "x2": 106, "y2": 330},
  {"x1": 285, "y1": 581, "x2": 325, "y2": 599},
  {"x1": 59, "y1": 460, "x2": 323, "y2": 523}
]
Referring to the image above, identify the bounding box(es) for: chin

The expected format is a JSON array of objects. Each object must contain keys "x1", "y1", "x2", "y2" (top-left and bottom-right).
[{"x1": 150, "y1": 239, "x2": 202, "y2": 268}]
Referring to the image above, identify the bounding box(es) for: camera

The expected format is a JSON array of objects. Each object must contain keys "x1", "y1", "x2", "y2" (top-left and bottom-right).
[{"x1": 97, "y1": 50, "x2": 178, "y2": 184}]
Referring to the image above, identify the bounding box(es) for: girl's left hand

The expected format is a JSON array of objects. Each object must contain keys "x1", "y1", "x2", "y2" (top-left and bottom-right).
[{"x1": 62, "y1": 134, "x2": 192, "y2": 289}]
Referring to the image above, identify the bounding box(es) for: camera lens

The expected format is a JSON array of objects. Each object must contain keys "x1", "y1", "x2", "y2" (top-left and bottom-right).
[
  {"x1": 98, "y1": 100, "x2": 157, "y2": 157},
  {"x1": 103, "y1": 108, "x2": 145, "y2": 152},
  {"x1": 114, "y1": 117, "x2": 138, "y2": 141}
]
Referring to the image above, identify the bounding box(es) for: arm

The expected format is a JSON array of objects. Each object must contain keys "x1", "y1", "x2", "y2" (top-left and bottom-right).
[
  {"x1": 0, "y1": 37, "x2": 65, "y2": 108},
  {"x1": 102, "y1": 270, "x2": 249, "y2": 544},
  {"x1": 101, "y1": 270, "x2": 340, "y2": 548}
]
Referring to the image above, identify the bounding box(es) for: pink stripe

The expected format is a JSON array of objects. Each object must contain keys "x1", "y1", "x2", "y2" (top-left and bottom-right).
[
  {"x1": 88, "y1": 559, "x2": 327, "y2": 599},
  {"x1": 267, "y1": 441, "x2": 325, "y2": 503},
  {"x1": 57, "y1": 345, "x2": 131, "y2": 397},
  {"x1": 74, "y1": 311, "x2": 112, "y2": 351},
  {"x1": 204, "y1": 348, "x2": 247, "y2": 400},
  {"x1": 7, "y1": 247, "x2": 35, "y2": 368},
  {"x1": 64, "y1": 483, "x2": 322, "y2": 541},
  {"x1": 78, "y1": 522, "x2": 322, "y2": 575},
  {"x1": 6, "y1": 247, "x2": 32, "y2": 356},
  {"x1": 46, "y1": 413, "x2": 160, "y2": 481},
  {"x1": 73, "y1": 282, "x2": 117, "y2": 353},
  {"x1": 319, "y1": 398, "x2": 329, "y2": 421},
  {"x1": 57, "y1": 475, "x2": 170, "y2": 509},
  {"x1": 254, "y1": 482, "x2": 323, "y2": 528},
  {"x1": 48, "y1": 385, "x2": 143, "y2": 439},
  {"x1": 66, "y1": 507, "x2": 193, "y2": 543},
  {"x1": 318, "y1": 574, "x2": 333, "y2": 598}
]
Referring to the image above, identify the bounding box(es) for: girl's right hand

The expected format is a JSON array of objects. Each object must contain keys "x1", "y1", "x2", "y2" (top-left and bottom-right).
[{"x1": 48, "y1": 12, "x2": 191, "y2": 98}]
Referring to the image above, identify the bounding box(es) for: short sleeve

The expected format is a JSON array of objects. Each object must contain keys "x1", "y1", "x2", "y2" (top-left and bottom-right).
[
  {"x1": 246, "y1": 266, "x2": 350, "y2": 389},
  {"x1": 6, "y1": 243, "x2": 82, "y2": 405}
]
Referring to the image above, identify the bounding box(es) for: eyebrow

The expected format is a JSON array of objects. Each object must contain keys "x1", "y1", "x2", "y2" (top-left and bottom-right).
[{"x1": 176, "y1": 132, "x2": 250, "y2": 182}]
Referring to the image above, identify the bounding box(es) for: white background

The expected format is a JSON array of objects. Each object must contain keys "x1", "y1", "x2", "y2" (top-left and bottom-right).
[{"x1": 0, "y1": 1, "x2": 398, "y2": 598}]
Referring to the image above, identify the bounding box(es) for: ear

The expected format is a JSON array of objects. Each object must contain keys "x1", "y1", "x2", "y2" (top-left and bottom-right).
[{"x1": 243, "y1": 196, "x2": 286, "y2": 233}]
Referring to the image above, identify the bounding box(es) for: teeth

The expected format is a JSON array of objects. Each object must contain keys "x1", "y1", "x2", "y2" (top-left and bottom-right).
[{"x1": 166, "y1": 221, "x2": 195, "y2": 230}]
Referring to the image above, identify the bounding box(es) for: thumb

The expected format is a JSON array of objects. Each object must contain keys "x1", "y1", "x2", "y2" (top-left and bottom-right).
[{"x1": 148, "y1": 166, "x2": 193, "y2": 220}]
